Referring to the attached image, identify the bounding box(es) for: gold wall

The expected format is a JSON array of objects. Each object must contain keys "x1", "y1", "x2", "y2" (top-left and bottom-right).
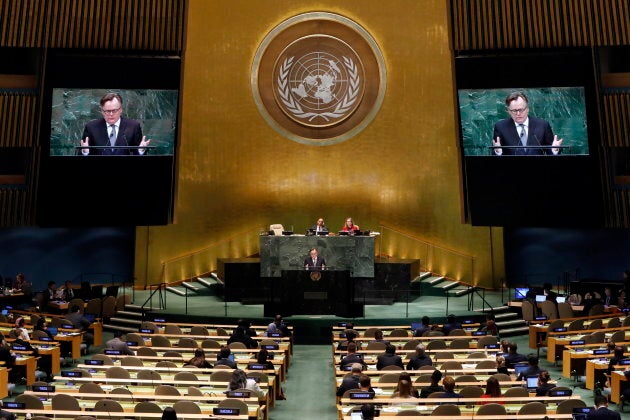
[{"x1": 135, "y1": 0, "x2": 505, "y2": 287}]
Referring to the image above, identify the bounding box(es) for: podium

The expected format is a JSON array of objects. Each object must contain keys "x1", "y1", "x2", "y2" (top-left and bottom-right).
[{"x1": 264, "y1": 270, "x2": 363, "y2": 317}]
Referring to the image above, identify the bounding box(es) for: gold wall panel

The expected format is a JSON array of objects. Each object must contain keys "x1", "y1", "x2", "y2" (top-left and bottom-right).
[{"x1": 136, "y1": 0, "x2": 504, "y2": 287}]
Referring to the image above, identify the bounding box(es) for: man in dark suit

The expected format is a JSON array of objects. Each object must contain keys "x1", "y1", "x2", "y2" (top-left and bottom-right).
[
  {"x1": 309, "y1": 218, "x2": 328, "y2": 234},
  {"x1": 339, "y1": 342, "x2": 366, "y2": 370},
  {"x1": 492, "y1": 91, "x2": 563, "y2": 156},
  {"x1": 376, "y1": 344, "x2": 403, "y2": 370},
  {"x1": 304, "y1": 248, "x2": 326, "y2": 270},
  {"x1": 588, "y1": 395, "x2": 621, "y2": 419},
  {"x1": 336, "y1": 363, "x2": 363, "y2": 396},
  {"x1": 79, "y1": 92, "x2": 151, "y2": 155},
  {"x1": 105, "y1": 330, "x2": 134, "y2": 355}
]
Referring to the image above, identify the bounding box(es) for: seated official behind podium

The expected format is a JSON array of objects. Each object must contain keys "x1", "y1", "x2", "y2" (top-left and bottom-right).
[
  {"x1": 492, "y1": 91, "x2": 563, "y2": 156},
  {"x1": 304, "y1": 248, "x2": 326, "y2": 270},
  {"x1": 341, "y1": 217, "x2": 360, "y2": 234},
  {"x1": 309, "y1": 217, "x2": 328, "y2": 234},
  {"x1": 79, "y1": 92, "x2": 151, "y2": 156}
]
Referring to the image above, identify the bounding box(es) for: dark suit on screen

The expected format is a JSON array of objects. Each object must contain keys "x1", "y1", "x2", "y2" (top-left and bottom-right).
[
  {"x1": 81, "y1": 117, "x2": 143, "y2": 155},
  {"x1": 493, "y1": 116, "x2": 555, "y2": 155}
]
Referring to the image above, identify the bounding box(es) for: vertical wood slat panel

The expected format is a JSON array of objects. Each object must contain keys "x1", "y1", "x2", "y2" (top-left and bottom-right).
[
  {"x1": 0, "y1": 0, "x2": 184, "y2": 52},
  {"x1": 451, "y1": 0, "x2": 630, "y2": 50},
  {"x1": 0, "y1": 93, "x2": 38, "y2": 148}
]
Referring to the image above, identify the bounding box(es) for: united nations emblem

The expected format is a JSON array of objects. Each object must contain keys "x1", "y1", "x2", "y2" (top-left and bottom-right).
[
  {"x1": 310, "y1": 271, "x2": 322, "y2": 281},
  {"x1": 252, "y1": 12, "x2": 386, "y2": 145}
]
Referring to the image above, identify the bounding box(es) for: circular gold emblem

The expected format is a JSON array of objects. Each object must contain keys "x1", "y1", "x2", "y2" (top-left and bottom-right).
[
  {"x1": 310, "y1": 271, "x2": 322, "y2": 281},
  {"x1": 252, "y1": 12, "x2": 386, "y2": 145}
]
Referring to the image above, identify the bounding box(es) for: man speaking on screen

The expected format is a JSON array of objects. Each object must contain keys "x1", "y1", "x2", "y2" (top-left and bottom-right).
[
  {"x1": 79, "y1": 93, "x2": 151, "y2": 155},
  {"x1": 492, "y1": 91, "x2": 563, "y2": 156}
]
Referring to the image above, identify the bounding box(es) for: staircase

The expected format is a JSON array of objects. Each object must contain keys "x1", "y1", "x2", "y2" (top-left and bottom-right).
[
  {"x1": 105, "y1": 303, "x2": 147, "y2": 333},
  {"x1": 474, "y1": 305, "x2": 529, "y2": 337},
  {"x1": 165, "y1": 274, "x2": 223, "y2": 297},
  {"x1": 418, "y1": 272, "x2": 476, "y2": 298}
]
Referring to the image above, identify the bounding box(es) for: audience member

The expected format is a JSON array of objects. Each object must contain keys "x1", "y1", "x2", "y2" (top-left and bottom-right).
[
  {"x1": 413, "y1": 316, "x2": 431, "y2": 337},
  {"x1": 12, "y1": 317, "x2": 30, "y2": 341},
  {"x1": 441, "y1": 376, "x2": 460, "y2": 398},
  {"x1": 0, "y1": 332, "x2": 17, "y2": 387},
  {"x1": 516, "y1": 355, "x2": 541, "y2": 380},
  {"x1": 360, "y1": 404, "x2": 376, "y2": 420},
  {"x1": 105, "y1": 330, "x2": 134, "y2": 355},
  {"x1": 358, "y1": 374, "x2": 375, "y2": 393},
  {"x1": 337, "y1": 329, "x2": 358, "y2": 351},
  {"x1": 336, "y1": 363, "x2": 363, "y2": 396},
  {"x1": 56, "y1": 280, "x2": 75, "y2": 301},
  {"x1": 66, "y1": 304, "x2": 94, "y2": 350},
  {"x1": 406, "y1": 343, "x2": 432, "y2": 370},
  {"x1": 419, "y1": 369, "x2": 444, "y2": 398},
  {"x1": 370, "y1": 329, "x2": 390, "y2": 346},
  {"x1": 376, "y1": 344, "x2": 403, "y2": 370},
  {"x1": 227, "y1": 369, "x2": 262, "y2": 393},
  {"x1": 215, "y1": 346, "x2": 237, "y2": 368},
  {"x1": 34, "y1": 318, "x2": 54, "y2": 340},
  {"x1": 393, "y1": 372, "x2": 419, "y2": 398},
  {"x1": 161, "y1": 407, "x2": 178, "y2": 420},
  {"x1": 256, "y1": 348, "x2": 275, "y2": 370},
  {"x1": 588, "y1": 395, "x2": 621, "y2": 420},
  {"x1": 603, "y1": 287, "x2": 614, "y2": 306},
  {"x1": 340, "y1": 342, "x2": 366, "y2": 370},
  {"x1": 442, "y1": 314, "x2": 462, "y2": 335},
  {"x1": 480, "y1": 376, "x2": 502, "y2": 403},
  {"x1": 535, "y1": 370, "x2": 554, "y2": 396},
  {"x1": 266, "y1": 314, "x2": 291, "y2": 337},
  {"x1": 496, "y1": 356, "x2": 509, "y2": 375},
  {"x1": 504, "y1": 342, "x2": 527, "y2": 368},
  {"x1": 607, "y1": 346, "x2": 625, "y2": 375},
  {"x1": 227, "y1": 319, "x2": 258, "y2": 349},
  {"x1": 187, "y1": 348, "x2": 213, "y2": 368}
]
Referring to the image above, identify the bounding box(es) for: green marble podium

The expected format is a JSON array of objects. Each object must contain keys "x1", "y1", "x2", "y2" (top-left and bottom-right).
[{"x1": 259, "y1": 234, "x2": 375, "y2": 278}]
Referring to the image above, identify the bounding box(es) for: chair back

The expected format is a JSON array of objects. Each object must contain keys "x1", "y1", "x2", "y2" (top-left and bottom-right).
[
  {"x1": 556, "y1": 399, "x2": 587, "y2": 414},
  {"x1": 521, "y1": 300, "x2": 535, "y2": 321},
  {"x1": 94, "y1": 399, "x2": 124, "y2": 412},
  {"x1": 164, "y1": 324, "x2": 183, "y2": 334},
  {"x1": 540, "y1": 300, "x2": 558, "y2": 319},
  {"x1": 449, "y1": 338, "x2": 470, "y2": 349},
  {"x1": 269, "y1": 224, "x2": 284, "y2": 236},
  {"x1": 458, "y1": 386, "x2": 483, "y2": 398},
  {"x1": 137, "y1": 370, "x2": 162, "y2": 381},
  {"x1": 388, "y1": 329, "x2": 409, "y2": 337},
  {"x1": 51, "y1": 394, "x2": 81, "y2": 411},
  {"x1": 105, "y1": 366, "x2": 131, "y2": 379},
  {"x1": 518, "y1": 401, "x2": 547, "y2": 415},
  {"x1": 431, "y1": 404, "x2": 460, "y2": 416},
  {"x1": 557, "y1": 302, "x2": 574, "y2": 318},
  {"x1": 448, "y1": 328, "x2": 466, "y2": 336},
  {"x1": 476, "y1": 403, "x2": 506, "y2": 415}
]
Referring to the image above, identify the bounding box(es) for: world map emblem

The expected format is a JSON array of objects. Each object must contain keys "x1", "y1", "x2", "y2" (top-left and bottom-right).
[
  {"x1": 252, "y1": 12, "x2": 386, "y2": 145},
  {"x1": 275, "y1": 45, "x2": 364, "y2": 127}
]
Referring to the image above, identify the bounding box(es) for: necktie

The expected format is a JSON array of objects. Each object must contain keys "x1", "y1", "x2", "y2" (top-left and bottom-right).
[
  {"x1": 519, "y1": 123, "x2": 527, "y2": 146},
  {"x1": 109, "y1": 124, "x2": 117, "y2": 148}
]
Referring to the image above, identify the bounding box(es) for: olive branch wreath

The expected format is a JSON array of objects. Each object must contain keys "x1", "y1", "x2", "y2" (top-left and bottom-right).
[{"x1": 277, "y1": 56, "x2": 360, "y2": 122}]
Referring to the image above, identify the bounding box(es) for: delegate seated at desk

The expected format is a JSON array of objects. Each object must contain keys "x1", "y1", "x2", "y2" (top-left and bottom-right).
[
  {"x1": 309, "y1": 218, "x2": 328, "y2": 234},
  {"x1": 304, "y1": 248, "x2": 325, "y2": 270}
]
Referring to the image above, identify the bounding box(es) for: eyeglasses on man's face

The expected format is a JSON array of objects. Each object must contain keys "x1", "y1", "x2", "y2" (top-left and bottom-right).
[
  {"x1": 101, "y1": 108, "x2": 121, "y2": 115},
  {"x1": 507, "y1": 107, "x2": 528, "y2": 115}
]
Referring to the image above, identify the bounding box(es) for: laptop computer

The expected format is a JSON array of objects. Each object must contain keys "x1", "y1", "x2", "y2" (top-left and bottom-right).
[
  {"x1": 572, "y1": 407, "x2": 592, "y2": 420},
  {"x1": 47, "y1": 326, "x2": 58, "y2": 336},
  {"x1": 526, "y1": 375, "x2": 538, "y2": 391},
  {"x1": 556, "y1": 296, "x2": 566, "y2": 303},
  {"x1": 535, "y1": 295, "x2": 546, "y2": 303}
]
